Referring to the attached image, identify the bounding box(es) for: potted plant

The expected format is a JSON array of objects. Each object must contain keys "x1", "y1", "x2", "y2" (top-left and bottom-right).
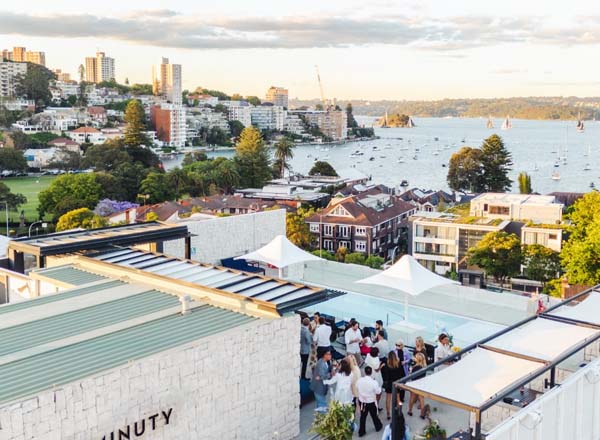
[
  {"x1": 423, "y1": 419, "x2": 446, "y2": 440},
  {"x1": 309, "y1": 401, "x2": 355, "y2": 440}
]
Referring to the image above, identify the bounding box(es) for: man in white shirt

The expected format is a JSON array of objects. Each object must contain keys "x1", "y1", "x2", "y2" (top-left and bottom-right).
[
  {"x1": 373, "y1": 331, "x2": 390, "y2": 361},
  {"x1": 313, "y1": 317, "x2": 332, "y2": 359},
  {"x1": 344, "y1": 320, "x2": 362, "y2": 365},
  {"x1": 356, "y1": 366, "x2": 383, "y2": 437}
]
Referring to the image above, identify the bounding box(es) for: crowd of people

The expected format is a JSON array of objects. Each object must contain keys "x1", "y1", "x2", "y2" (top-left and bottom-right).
[{"x1": 301, "y1": 312, "x2": 456, "y2": 437}]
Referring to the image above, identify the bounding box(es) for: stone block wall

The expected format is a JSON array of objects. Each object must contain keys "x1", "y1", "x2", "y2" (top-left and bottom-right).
[
  {"x1": 163, "y1": 210, "x2": 286, "y2": 265},
  {"x1": 0, "y1": 314, "x2": 300, "y2": 440}
]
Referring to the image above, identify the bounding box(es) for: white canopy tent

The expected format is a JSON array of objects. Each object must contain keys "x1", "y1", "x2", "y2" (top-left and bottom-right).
[
  {"x1": 234, "y1": 235, "x2": 321, "y2": 278},
  {"x1": 356, "y1": 254, "x2": 458, "y2": 320},
  {"x1": 403, "y1": 347, "x2": 544, "y2": 410},
  {"x1": 484, "y1": 317, "x2": 599, "y2": 362},
  {"x1": 550, "y1": 291, "x2": 600, "y2": 324}
]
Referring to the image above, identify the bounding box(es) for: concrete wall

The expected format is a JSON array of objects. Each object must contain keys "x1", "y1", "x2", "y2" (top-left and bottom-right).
[
  {"x1": 163, "y1": 210, "x2": 286, "y2": 265},
  {"x1": 0, "y1": 314, "x2": 301, "y2": 440}
]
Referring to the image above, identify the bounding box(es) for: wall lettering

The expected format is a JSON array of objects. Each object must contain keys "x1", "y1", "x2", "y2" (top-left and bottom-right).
[{"x1": 101, "y1": 408, "x2": 173, "y2": 439}]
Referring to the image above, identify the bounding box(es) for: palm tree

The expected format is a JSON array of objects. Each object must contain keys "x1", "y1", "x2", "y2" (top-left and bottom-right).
[{"x1": 273, "y1": 138, "x2": 295, "y2": 178}]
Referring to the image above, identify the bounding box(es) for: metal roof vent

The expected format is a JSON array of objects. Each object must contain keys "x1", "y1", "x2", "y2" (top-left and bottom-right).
[{"x1": 179, "y1": 295, "x2": 192, "y2": 315}]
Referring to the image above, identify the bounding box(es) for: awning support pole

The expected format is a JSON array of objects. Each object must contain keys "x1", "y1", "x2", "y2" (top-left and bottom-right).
[
  {"x1": 391, "y1": 385, "x2": 398, "y2": 437},
  {"x1": 474, "y1": 410, "x2": 481, "y2": 439}
]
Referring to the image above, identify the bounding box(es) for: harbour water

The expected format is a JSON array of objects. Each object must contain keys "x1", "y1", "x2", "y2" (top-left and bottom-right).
[{"x1": 162, "y1": 116, "x2": 600, "y2": 194}]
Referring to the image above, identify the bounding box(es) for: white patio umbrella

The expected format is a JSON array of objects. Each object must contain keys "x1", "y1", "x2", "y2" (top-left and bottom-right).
[
  {"x1": 234, "y1": 234, "x2": 321, "y2": 278},
  {"x1": 356, "y1": 255, "x2": 458, "y2": 321}
]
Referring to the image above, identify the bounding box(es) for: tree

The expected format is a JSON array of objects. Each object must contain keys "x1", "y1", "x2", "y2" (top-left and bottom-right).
[
  {"x1": 139, "y1": 172, "x2": 176, "y2": 204},
  {"x1": 246, "y1": 96, "x2": 261, "y2": 106},
  {"x1": 56, "y1": 208, "x2": 107, "y2": 231},
  {"x1": 522, "y1": 244, "x2": 561, "y2": 282},
  {"x1": 38, "y1": 173, "x2": 103, "y2": 220},
  {"x1": 48, "y1": 149, "x2": 82, "y2": 171},
  {"x1": 14, "y1": 63, "x2": 55, "y2": 109},
  {"x1": 345, "y1": 252, "x2": 366, "y2": 265},
  {"x1": 365, "y1": 255, "x2": 385, "y2": 269},
  {"x1": 480, "y1": 134, "x2": 513, "y2": 192},
  {"x1": 8, "y1": 131, "x2": 31, "y2": 150},
  {"x1": 561, "y1": 191, "x2": 600, "y2": 285},
  {"x1": 286, "y1": 208, "x2": 315, "y2": 249},
  {"x1": 335, "y1": 245, "x2": 348, "y2": 262},
  {"x1": 0, "y1": 182, "x2": 27, "y2": 211},
  {"x1": 346, "y1": 103, "x2": 358, "y2": 128},
  {"x1": 82, "y1": 143, "x2": 130, "y2": 171},
  {"x1": 124, "y1": 99, "x2": 147, "y2": 147},
  {"x1": 0, "y1": 148, "x2": 27, "y2": 172},
  {"x1": 518, "y1": 172, "x2": 532, "y2": 194},
  {"x1": 447, "y1": 147, "x2": 484, "y2": 192},
  {"x1": 228, "y1": 120, "x2": 245, "y2": 138},
  {"x1": 234, "y1": 126, "x2": 271, "y2": 188},
  {"x1": 112, "y1": 162, "x2": 151, "y2": 201},
  {"x1": 309, "y1": 161, "x2": 338, "y2": 177},
  {"x1": 94, "y1": 199, "x2": 139, "y2": 217},
  {"x1": 273, "y1": 137, "x2": 294, "y2": 178},
  {"x1": 166, "y1": 168, "x2": 189, "y2": 198},
  {"x1": 182, "y1": 151, "x2": 208, "y2": 166},
  {"x1": 468, "y1": 231, "x2": 522, "y2": 282}
]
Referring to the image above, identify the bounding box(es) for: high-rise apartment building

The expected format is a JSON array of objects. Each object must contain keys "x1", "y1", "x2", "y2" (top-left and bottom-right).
[
  {"x1": 0, "y1": 61, "x2": 27, "y2": 98},
  {"x1": 25, "y1": 51, "x2": 46, "y2": 67},
  {"x1": 11, "y1": 47, "x2": 26, "y2": 62},
  {"x1": 53, "y1": 69, "x2": 72, "y2": 83},
  {"x1": 1, "y1": 47, "x2": 46, "y2": 66},
  {"x1": 84, "y1": 52, "x2": 115, "y2": 83},
  {"x1": 151, "y1": 104, "x2": 187, "y2": 148},
  {"x1": 265, "y1": 86, "x2": 289, "y2": 108},
  {"x1": 152, "y1": 57, "x2": 182, "y2": 104}
]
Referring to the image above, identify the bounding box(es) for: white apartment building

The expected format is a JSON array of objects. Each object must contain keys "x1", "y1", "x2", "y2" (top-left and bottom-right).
[
  {"x1": 12, "y1": 119, "x2": 45, "y2": 133},
  {"x1": 67, "y1": 127, "x2": 107, "y2": 145},
  {"x1": 85, "y1": 52, "x2": 115, "y2": 83},
  {"x1": 411, "y1": 212, "x2": 509, "y2": 275},
  {"x1": 0, "y1": 61, "x2": 27, "y2": 98},
  {"x1": 152, "y1": 57, "x2": 182, "y2": 104},
  {"x1": 265, "y1": 86, "x2": 289, "y2": 108},
  {"x1": 250, "y1": 105, "x2": 286, "y2": 131},
  {"x1": 227, "y1": 101, "x2": 252, "y2": 127},
  {"x1": 187, "y1": 107, "x2": 230, "y2": 133},
  {"x1": 51, "y1": 81, "x2": 80, "y2": 100},
  {"x1": 285, "y1": 114, "x2": 307, "y2": 136},
  {"x1": 470, "y1": 193, "x2": 563, "y2": 224},
  {"x1": 23, "y1": 148, "x2": 59, "y2": 168}
]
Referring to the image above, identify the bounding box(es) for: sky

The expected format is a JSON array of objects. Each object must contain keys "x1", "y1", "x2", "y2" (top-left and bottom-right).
[{"x1": 1, "y1": 0, "x2": 600, "y2": 100}]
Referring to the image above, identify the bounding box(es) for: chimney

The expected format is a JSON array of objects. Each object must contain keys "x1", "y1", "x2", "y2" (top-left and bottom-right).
[{"x1": 179, "y1": 295, "x2": 191, "y2": 315}]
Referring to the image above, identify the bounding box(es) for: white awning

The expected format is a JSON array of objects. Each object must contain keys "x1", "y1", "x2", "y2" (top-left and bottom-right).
[
  {"x1": 484, "y1": 317, "x2": 599, "y2": 362},
  {"x1": 356, "y1": 254, "x2": 458, "y2": 296},
  {"x1": 550, "y1": 291, "x2": 600, "y2": 325},
  {"x1": 403, "y1": 348, "x2": 544, "y2": 409},
  {"x1": 234, "y1": 235, "x2": 321, "y2": 269}
]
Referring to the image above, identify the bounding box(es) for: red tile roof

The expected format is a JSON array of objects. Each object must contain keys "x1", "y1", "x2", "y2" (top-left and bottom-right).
[{"x1": 71, "y1": 127, "x2": 101, "y2": 134}]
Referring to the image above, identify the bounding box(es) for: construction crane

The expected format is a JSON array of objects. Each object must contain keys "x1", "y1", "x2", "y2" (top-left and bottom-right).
[{"x1": 315, "y1": 65, "x2": 326, "y2": 107}]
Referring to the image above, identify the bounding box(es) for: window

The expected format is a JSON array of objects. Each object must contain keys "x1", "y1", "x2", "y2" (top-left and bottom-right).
[
  {"x1": 338, "y1": 226, "x2": 349, "y2": 237},
  {"x1": 323, "y1": 225, "x2": 333, "y2": 236},
  {"x1": 339, "y1": 240, "x2": 350, "y2": 249},
  {"x1": 309, "y1": 224, "x2": 319, "y2": 233},
  {"x1": 323, "y1": 239, "x2": 333, "y2": 251},
  {"x1": 355, "y1": 240, "x2": 366, "y2": 252},
  {"x1": 332, "y1": 205, "x2": 351, "y2": 217},
  {"x1": 549, "y1": 234, "x2": 558, "y2": 240},
  {"x1": 355, "y1": 227, "x2": 367, "y2": 236},
  {"x1": 489, "y1": 205, "x2": 510, "y2": 215}
]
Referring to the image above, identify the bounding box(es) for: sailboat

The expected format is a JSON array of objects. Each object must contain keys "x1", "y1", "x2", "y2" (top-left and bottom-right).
[
  {"x1": 576, "y1": 112, "x2": 585, "y2": 133},
  {"x1": 486, "y1": 115, "x2": 494, "y2": 129},
  {"x1": 381, "y1": 111, "x2": 389, "y2": 128},
  {"x1": 407, "y1": 116, "x2": 415, "y2": 128},
  {"x1": 551, "y1": 170, "x2": 561, "y2": 180},
  {"x1": 501, "y1": 115, "x2": 512, "y2": 130}
]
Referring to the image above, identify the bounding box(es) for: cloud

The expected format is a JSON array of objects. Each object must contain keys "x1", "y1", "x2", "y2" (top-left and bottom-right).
[
  {"x1": 0, "y1": 11, "x2": 599, "y2": 51},
  {"x1": 492, "y1": 68, "x2": 528, "y2": 75}
]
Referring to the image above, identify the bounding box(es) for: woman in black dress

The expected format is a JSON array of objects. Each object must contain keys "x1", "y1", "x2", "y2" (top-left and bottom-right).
[{"x1": 381, "y1": 350, "x2": 405, "y2": 420}]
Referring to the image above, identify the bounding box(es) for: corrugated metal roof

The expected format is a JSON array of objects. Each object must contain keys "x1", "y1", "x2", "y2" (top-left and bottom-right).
[
  {"x1": 89, "y1": 248, "x2": 329, "y2": 313},
  {"x1": 33, "y1": 265, "x2": 106, "y2": 285},
  {"x1": 0, "y1": 280, "x2": 124, "y2": 316},
  {"x1": 0, "y1": 274, "x2": 257, "y2": 405},
  {"x1": 8, "y1": 222, "x2": 188, "y2": 256}
]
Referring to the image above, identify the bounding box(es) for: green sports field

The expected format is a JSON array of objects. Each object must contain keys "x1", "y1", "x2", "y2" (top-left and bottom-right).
[{"x1": 2, "y1": 175, "x2": 56, "y2": 222}]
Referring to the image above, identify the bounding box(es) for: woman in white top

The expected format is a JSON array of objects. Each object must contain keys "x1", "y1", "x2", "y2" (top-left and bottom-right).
[
  {"x1": 323, "y1": 359, "x2": 354, "y2": 405},
  {"x1": 434, "y1": 333, "x2": 453, "y2": 371},
  {"x1": 345, "y1": 354, "x2": 362, "y2": 401}
]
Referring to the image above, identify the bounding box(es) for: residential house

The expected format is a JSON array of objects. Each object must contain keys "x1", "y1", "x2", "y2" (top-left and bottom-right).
[
  {"x1": 305, "y1": 189, "x2": 416, "y2": 258},
  {"x1": 47, "y1": 137, "x2": 80, "y2": 153},
  {"x1": 67, "y1": 127, "x2": 107, "y2": 144},
  {"x1": 399, "y1": 188, "x2": 455, "y2": 212},
  {"x1": 24, "y1": 148, "x2": 59, "y2": 168}
]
